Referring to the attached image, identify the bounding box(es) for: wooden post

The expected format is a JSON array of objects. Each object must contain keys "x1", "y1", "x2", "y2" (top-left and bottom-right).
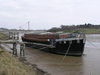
[
  {"x1": 17, "y1": 32, "x2": 19, "y2": 40},
  {"x1": 9, "y1": 32, "x2": 13, "y2": 39},
  {"x1": 9, "y1": 32, "x2": 11, "y2": 39},
  {"x1": 12, "y1": 42, "x2": 17, "y2": 56},
  {"x1": 20, "y1": 43, "x2": 25, "y2": 56},
  {"x1": 13, "y1": 33, "x2": 16, "y2": 40}
]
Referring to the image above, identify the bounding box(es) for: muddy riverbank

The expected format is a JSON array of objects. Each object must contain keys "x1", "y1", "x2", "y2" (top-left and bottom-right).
[
  {"x1": 1, "y1": 43, "x2": 50, "y2": 75},
  {"x1": 24, "y1": 34, "x2": 100, "y2": 75},
  {"x1": 1, "y1": 32, "x2": 100, "y2": 75},
  {"x1": 0, "y1": 32, "x2": 49, "y2": 75}
]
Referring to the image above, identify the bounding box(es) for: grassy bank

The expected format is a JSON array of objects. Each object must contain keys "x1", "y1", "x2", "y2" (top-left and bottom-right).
[
  {"x1": 64, "y1": 28, "x2": 100, "y2": 34},
  {"x1": 77, "y1": 28, "x2": 100, "y2": 34},
  {"x1": 0, "y1": 48, "x2": 35, "y2": 75},
  {"x1": 0, "y1": 32, "x2": 35, "y2": 75},
  {"x1": 0, "y1": 32, "x2": 9, "y2": 40}
]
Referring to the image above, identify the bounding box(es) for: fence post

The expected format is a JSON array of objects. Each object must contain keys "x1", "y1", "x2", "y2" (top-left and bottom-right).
[
  {"x1": 12, "y1": 42, "x2": 17, "y2": 56},
  {"x1": 20, "y1": 43, "x2": 25, "y2": 56}
]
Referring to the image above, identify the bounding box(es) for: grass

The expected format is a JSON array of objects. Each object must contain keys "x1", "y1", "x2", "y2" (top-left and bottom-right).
[
  {"x1": 78, "y1": 28, "x2": 100, "y2": 34},
  {"x1": 0, "y1": 48, "x2": 35, "y2": 75},
  {"x1": 65, "y1": 28, "x2": 100, "y2": 34},
  {"x1": 0, "y1": 32, "x2": 35, "y2": 75},
  {"x1": 0, "y1": 32, "x2": 9, "y2": 40}
]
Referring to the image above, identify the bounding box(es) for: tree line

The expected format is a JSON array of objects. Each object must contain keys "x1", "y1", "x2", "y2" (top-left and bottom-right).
[{"x1": 47, "y1": 23, "x2": 100, "y2": 32}]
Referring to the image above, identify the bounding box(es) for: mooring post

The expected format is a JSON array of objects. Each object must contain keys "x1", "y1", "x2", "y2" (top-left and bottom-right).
[
  {"x1": 17, "y1": 32, "x2": 19, "y2": 40},
  {"x1": 9, "y1": 32, "x2": 10, "y2": 39},
  {"x1": 12, "y1": 32, "x2": 14, "y2": 40},
  {"x1": 20, "y1": 43, "x2": 25, "y2": 56},
  {"x1": 13, "y1": 33, "x2": 16, "y2": 40},
  {"x1": 9, "y1": 32, "x2": 13, "y2": 39},
  {"x1": 11, "y1": 32, "x2": 13, "y2": 39},
  {"x1": 12, "y1": 41, "x2": 17, "y2": 56}
]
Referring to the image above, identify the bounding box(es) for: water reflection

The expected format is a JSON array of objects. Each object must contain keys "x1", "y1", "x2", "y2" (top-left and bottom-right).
[{"x1": 25, "y1": 47, "x2": 85, "y2": 75}]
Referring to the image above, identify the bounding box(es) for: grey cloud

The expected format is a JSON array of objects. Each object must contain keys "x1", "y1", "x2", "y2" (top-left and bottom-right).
[{"x1": 0, "y1": 0, "x2": 100, "y2": 29}]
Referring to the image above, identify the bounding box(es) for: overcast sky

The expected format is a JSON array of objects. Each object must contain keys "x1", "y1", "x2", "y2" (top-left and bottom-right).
[{"x1": 0, "y1": 0, "x2": 100, "y2": 29}]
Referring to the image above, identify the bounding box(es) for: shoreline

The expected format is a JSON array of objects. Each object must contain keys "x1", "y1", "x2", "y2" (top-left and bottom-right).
[
  {"x1": 0, "y1": 46, "x2": 35, "y2": 75},
  {"x1": 0, "y1": 32, "x2": 50, "y2": 75},
  {"x1": 0, "y1": 43, "x2": 50, "y2": 75},
  {"x1": 19, "y1": 57, "x2": 50, "y2": 75}
]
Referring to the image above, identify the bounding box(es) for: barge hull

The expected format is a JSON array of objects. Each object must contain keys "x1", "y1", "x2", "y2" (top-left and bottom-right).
[{"x1": 22, "y1": 37, "x2": 85, "y2": 56}]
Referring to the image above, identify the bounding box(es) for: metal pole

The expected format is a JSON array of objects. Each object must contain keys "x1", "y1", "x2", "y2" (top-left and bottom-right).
[{"x1": 28, "y1": 21, "x2": 30, "y2": 30}]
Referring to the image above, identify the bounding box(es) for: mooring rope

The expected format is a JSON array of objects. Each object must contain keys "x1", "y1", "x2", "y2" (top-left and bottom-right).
[{"x1": 61, "y1": 40, "x2": 72, "y2": 62}]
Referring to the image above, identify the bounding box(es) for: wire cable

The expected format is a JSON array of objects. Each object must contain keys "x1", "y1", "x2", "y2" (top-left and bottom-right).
[{"x1": 61, "y1": 41, "x2": 72, "y2": 62}]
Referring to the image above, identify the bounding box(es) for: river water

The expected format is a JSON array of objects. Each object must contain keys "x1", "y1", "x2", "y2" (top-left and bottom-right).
[
  {"x1": 23, "y1": 34, "x2": 100, "y2": 75},
  {"x1": 3, "y1": 33, "x2": 100, "y2": 75}
]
